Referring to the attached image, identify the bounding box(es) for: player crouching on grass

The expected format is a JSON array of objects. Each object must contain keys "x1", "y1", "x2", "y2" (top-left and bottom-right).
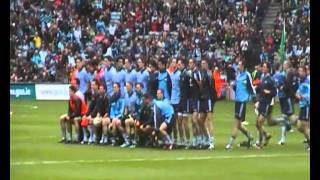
[
  {"x1": 59, "y1": 85, "x2": 87, "y2": 143},
  {"x1": 80, "y1": 80, "x2": 100, "y2": 144},
  {"x1": 140, "y1": 93, "x2": 170, "y2": 149},
  {"x1": 153, "y1": 89, "x2": 175, "y2": 150},
  {"x1": 108, "y1": 83, "x2": 127, "y2": 146}
]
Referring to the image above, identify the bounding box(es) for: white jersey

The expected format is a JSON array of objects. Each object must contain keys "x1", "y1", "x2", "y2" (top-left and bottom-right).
[{"x1": 76, "y1": 90, "x2": 85, "y2": 101}]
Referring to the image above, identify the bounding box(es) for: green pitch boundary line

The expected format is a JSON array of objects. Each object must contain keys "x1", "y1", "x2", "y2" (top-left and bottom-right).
[{"x1": 10, "y1": 153, "x2": 309, "y2": 166}]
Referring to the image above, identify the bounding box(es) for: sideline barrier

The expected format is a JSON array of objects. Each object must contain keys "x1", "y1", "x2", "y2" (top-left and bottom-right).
[
  {"x1": 10, "y1": 83, "x2": 70, "y2": 100},
  {"x1": 35, "y1": 84, "x2": 70, "y2": 100},
  {"x1": 10, "y1": 83, "x2": 36, "y2": 100}
]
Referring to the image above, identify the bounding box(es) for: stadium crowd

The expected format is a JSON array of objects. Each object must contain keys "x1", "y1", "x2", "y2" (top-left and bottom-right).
[
  {"x1": 10, "y1": 0, "x2": 272, "y2": 83},
  {"x1": 10, "y1": 0, "x2": 309, "y2": 150}
]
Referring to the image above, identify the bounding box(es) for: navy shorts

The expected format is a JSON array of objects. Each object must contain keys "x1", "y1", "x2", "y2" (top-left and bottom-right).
[
  {"x1": 187, "y1": 99, "x2": 200, "y2": 113},
  {"x1": 279, "y1": 97, "x2": 294, "y2": 116},
  {"x1": 235, "y1": 102, "x2": 246, "y2": 121},
  {"x1": 258, "y1": 102, "x2": 272, "y2": 117},
  {"x1": 200, "y1": 99, "x2": 214, "y2": 113},
  {"x1": 178, "y1": 98, "x2": 189, "y2": 114},
  {"x1": 164, "y1": 116, "x2": 174, "y2": 135},
  {"x1": 299, "y1": 106, "x2": 310, "y2": 121},
  {"x1": 172, "y1": 103, "x2": 180, "y2": 113}
]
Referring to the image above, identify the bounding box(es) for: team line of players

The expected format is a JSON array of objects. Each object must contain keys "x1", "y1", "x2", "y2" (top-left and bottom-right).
[{"x1": 59, "y1": 56, "x2": 310, "y2": 150}]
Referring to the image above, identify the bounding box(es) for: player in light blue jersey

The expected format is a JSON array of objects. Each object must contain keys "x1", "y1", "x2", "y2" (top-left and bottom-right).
[
  {"x1": 76, "y1": 60, "x2": 94, "y2": 103},
  {"x1": 101, "y1": 56, "x2": 116, "y2": 98},
  {"x1": 225, "y1": 60, "x2": 255, "y2": 150},
  {"x1": 121, "y1": 82, "x2": 138, "y2": 148},
  {"x1": 136, "y1": 57, "x2": 149, "y2": 94},
  {"x1": 169, "y1": 58, "x2": 182, "y2": 145},
  {"x1": 113, "y1": 57, "x2": 126, "y2": 97},
  {"x1": 124, "y1": 57, "x2": 137, "y2": 88},
  {"x1": 296, "y1": 66, "x2": 310, "y2": 150},
  {"x1": 153, "y1": 89, "x2": 175, "y2": 150},
  {"x1": 157, "y1": 58, "x2": 172, "y2": 100},
  {"x1": 108, "y1": 83, "x2": 127, "y2": 146}
]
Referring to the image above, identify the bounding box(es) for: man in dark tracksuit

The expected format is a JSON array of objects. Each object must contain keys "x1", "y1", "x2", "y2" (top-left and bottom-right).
[
  {"x1": 255, "y1": 62, "x2": 277, "y2": 149},
  {"x1": 82, "y1": 80, "x2": 100, "y2": 144},
  {"x1": 95, "y1": 85, "x2": 110, "y2": 144},
  {"x1": 148, "y1": 60, "x2": 159, "y2": 99}
]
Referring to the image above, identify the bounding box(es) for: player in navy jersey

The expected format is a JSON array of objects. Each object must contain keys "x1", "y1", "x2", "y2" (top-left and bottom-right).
[
  {"x1": 148, "y1": 60, "x2": 159, "y2": 99},
  {"x1": 199, "y1": 59, "x2": 217, "y2": 150},
  {"x1": 177, "y1": 59, "x2": 191, "y2": 147},
  {"x1": 254, "y1": 62, "x2": 277, "y2": 149},
  {"x1": 81, "y1": 80, "x2": 100, "y2": 144},
  {"x1": 271, "y1": 61, "x2": 299, "y2": 145},
  {"x1": 187, "y1": 58, "x2": 202, "y2": 148}
]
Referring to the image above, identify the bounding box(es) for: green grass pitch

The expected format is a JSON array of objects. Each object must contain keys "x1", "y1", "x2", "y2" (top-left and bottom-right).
[{"x1": 10, "y1": 100, "x2": 309, "y2": 180}]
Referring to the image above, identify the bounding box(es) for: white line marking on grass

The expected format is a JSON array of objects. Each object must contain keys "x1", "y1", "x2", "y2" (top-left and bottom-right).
[
  {"x1": 10, "y1": 153, "x2": 309, "y2": 166},
  {"x1": 11, "y1": 136, "x2": 57, "y2": 140},
  {"x1": 10, "y1": 104, "x2": 39, "y2": 108}
]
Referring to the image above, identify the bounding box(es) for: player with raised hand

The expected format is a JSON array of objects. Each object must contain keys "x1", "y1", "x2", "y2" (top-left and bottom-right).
[{"x1": 187, "y1": 58, "x2": 202, "y2": 148}]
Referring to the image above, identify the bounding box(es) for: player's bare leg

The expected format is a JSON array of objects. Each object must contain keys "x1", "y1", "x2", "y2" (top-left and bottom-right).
[
  {"x1": 199, "y1": 112, "x2": 207, "y2": 148},
  {"x1": 192, "y1": 112, "x2": 200, "y2": 147},
  {"x1": 177, "y1": 113, "x2": 185, "y2": 145},
  {"x1": 59, "y1": 114, "x2": 67, "y2": 142},
  {"x1": 65, "y1": 119, "x2": 72, "y2": 143},
  {"x1": 172, "y1": 114, "x2": 178, "y2": 145},
  {"x1": 159, "y1": 122, "x2": 173, "y2": 150},
  {"x1": 206, "y1": 112, "x2": 215, "y2": 149},
  {"x1": 183, "y1": 115, "x2": 191, "y2": 148},
  {"x1": 100, "y1": 117, "x2": 110, "y2": 144}
]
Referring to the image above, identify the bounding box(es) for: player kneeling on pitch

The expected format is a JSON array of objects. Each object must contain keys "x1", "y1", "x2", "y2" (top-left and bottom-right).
[
  {"x1": 140, "y1": 93, "x2": 169, "y2": 148},
  {"x1": 59, "y1": 85, "x2": 87, "y2": 143},
  {"x1": 153, "y1": 89, "x2": 175, "y2": 150}
]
